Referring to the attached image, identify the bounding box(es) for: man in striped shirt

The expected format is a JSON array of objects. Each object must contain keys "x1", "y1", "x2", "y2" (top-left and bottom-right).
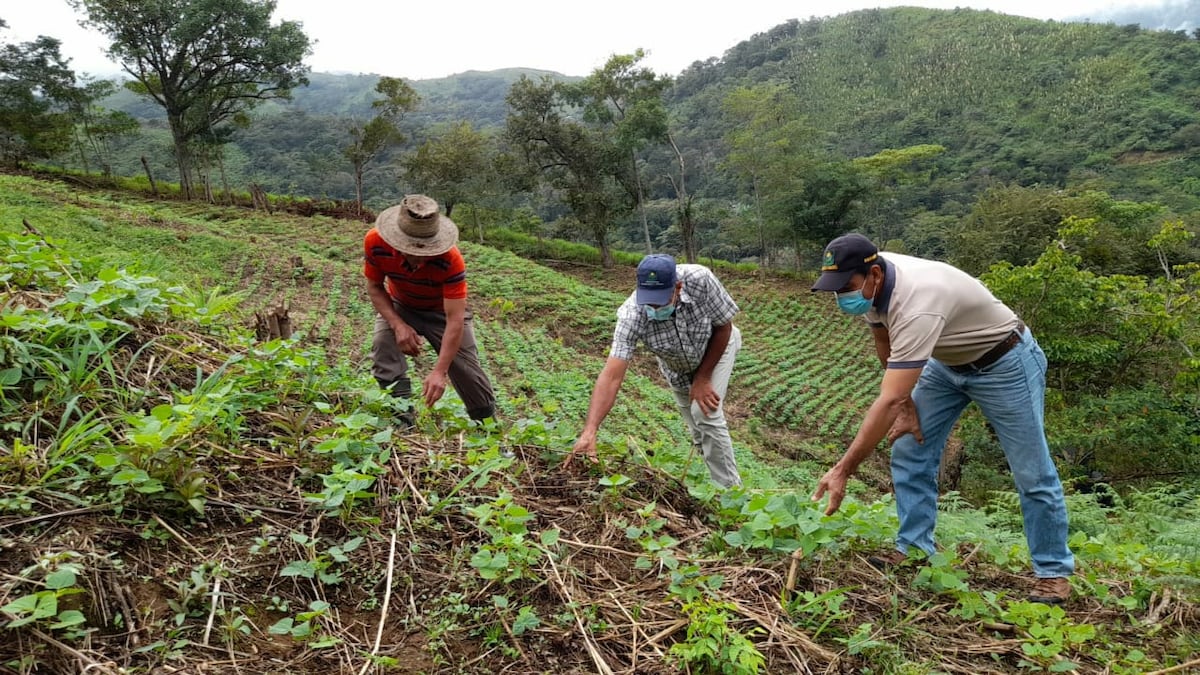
[{"x1": 364, "y1": 195, "x2": 495, "y2": 425}]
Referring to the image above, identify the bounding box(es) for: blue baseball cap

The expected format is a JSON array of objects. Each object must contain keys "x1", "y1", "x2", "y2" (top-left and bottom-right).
[{"x1": 636, "y1": 254, "x2": 678, "y2": 305}]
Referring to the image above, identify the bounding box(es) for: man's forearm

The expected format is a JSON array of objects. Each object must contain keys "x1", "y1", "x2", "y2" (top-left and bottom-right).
[
  {"x1": 433, "y1": 320, "x2": 463, "y2": 375},
  {"x1": 694, "y1": 323, "x2": 732, "y2": 381},
  {"x1": 367, "y1": 283, "x2": 403, "y2": 326},
  {"x1": 836, "y1": 393, "x2": 908, "y2": 475},
  {"x1": 581, "y1": 364, "x2": 625, "y2": 437}
]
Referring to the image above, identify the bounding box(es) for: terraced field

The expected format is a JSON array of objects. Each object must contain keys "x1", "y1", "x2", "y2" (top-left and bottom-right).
[{"x1": 0, "y1": 174, "x2": 879, "y2": 489}]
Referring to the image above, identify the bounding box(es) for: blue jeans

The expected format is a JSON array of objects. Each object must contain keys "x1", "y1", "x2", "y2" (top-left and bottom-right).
[{"x1": 890, "y1": 329, "x2": 1074, "y2": 578}]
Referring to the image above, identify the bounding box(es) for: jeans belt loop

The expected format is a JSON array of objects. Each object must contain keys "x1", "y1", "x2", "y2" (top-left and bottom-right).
[{"x1": 949, "y1": 320, "x2": 1026, "y2": 374}]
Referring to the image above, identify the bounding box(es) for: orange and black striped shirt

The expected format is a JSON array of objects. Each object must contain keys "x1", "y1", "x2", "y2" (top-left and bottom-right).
[{"x1": 363, "y1": 228, "x2": 467, "y2": 311}]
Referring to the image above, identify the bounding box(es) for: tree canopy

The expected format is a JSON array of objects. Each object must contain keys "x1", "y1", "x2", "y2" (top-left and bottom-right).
[{"x1": 69, "y1": 0, "x2": 311, "y2": 198}]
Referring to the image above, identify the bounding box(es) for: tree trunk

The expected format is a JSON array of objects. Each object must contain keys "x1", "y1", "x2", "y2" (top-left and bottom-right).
[
  {"x1": 74, "y1": 128, "x2": 91, "y2": 175},
  {"x1": 217, "y1": 151, "x2": 234, "y2": 205},
  {"x1": 167, "y1": 116, "x2": 194, "y2": 199},
  {"x1": 597, "y1": 237, "x2": 614, "y2": 268},
  {"x1": 753, "y1": 177, "x2": 768, "y2": 268},
  {"x1": 353, "y1": 164, "x2": 365, "y2": 215},
  {"x1": 201, "y1": 172, "x2": 214, "y2": 203},
  {"x1": 250, "y1": 183, "x2": 271, "y2": 212},
  {"x1": 140, "y1": 156, "x2": 159, "y2": 197},
  {"x1": 667, "y1": 134, "x2": 697, "y2": 263},
  {"x1": 254, "y1": 301, "x2": 292, "y2": 341},
  {"x1": 632, "y1": 151, "x2": 652, "y2": 253}
]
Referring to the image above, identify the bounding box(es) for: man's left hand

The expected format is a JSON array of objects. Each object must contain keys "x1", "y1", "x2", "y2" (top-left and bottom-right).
[
  {"x1": 887, "y1": 397, "x2": 924, "y2": 445},
  {"x1": 690, "y1": 377, "x2": 721, "y2": 416},
  {"x1": 422, "y1": 370, "x2": 448, "y2": 407}
]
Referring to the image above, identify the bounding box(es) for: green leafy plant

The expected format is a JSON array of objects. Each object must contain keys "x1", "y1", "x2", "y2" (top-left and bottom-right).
[
  {"x1": 268, "y1": 600, "x2": 340, "y2": 648},
  {"x1": 280, "y1": 533, "x2": 364, "y2": 586},
  {"x1": 668, "y1": 598, "x2": 765, "y2": 675},
  {"x1": 1, "y1": 566, "x2": 86, "y2": 633}
]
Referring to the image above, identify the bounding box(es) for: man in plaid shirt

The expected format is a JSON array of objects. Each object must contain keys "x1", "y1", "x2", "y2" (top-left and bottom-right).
[{"x1": 565, "y1": 254, "x2": 743, "y2": 487}]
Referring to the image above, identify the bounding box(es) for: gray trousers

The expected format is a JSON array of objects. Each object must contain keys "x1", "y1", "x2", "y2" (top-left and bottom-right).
[
  {"x1": 670, "y1": 326, "x2": 742, "y2": 488},
  {"x1": 371, "y1": 303, "x2": 496, "y2": 420}
]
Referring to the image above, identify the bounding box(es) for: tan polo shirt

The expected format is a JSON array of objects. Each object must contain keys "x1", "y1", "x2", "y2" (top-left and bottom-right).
[{"x1": 865, "y1": 253, "x2": 1019, "y2": 369}]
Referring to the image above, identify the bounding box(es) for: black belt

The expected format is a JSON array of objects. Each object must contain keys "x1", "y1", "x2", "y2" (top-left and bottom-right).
[{"x1": 947, "y1": 321, "x2": 1026, "y2": 374}]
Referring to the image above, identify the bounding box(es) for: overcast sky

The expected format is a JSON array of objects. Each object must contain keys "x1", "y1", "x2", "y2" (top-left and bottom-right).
[{"x1": 2, "y1": 0, "x2": 1170, "y2": 81}]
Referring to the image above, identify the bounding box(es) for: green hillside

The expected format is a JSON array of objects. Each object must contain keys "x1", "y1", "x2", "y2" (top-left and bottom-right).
[
  {"x1": 73, "y1": 6, "x2": 1200, "y2": 258},
  {"x1": 2, "y1": 175, "x2": 1199, "y2": 673}
]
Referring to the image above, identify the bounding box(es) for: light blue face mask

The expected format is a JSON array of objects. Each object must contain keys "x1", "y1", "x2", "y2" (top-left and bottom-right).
[
  {"x1": 645, "y1": 304, "x2": 676, "y2": 321},
  {"x1": 836, "y1": 289, "x2": 872, "y2": 315}
]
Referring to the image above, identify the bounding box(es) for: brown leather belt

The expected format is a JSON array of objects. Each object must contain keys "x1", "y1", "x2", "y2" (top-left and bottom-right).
[{"x1": 948, "y1": 321, "x2": 1026, "y2": 374}]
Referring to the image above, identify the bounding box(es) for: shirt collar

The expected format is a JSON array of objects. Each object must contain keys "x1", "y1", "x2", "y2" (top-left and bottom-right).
[{"x1": 873, "y1": 256, "x2": 895, "y2": 314}]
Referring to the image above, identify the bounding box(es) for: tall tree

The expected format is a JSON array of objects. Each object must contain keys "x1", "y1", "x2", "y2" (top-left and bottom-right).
[
  {"x1": 342, "y1": 76, "x2": 418, "y2": 213},
  {"x1": 720, "y1": 84, "x2": 816, "y2": 267},
  {"x1": 64, "y1": 77, "x2": 139, "y2": 176},
  {"x1": 851, "y1": 144, "x2": 945, "y2": 245},
  {"x1": 400, "y1": 121, "x2": 492, "y2": 217},
  {"x1": 665, "y1": 131, "x2": 698, "y2": 262},
  {"x1": 505, "y1": 75, "x2": 634, "y2": 267},
  {"x1": 564, "y1": 50, "x2": 670, "y2": 253},
  {"x1": 0, "y1": 23, "x2": 76, "y2": 165},
  {"x1": 775, "y1": 159, "x2": 869, "y2": 260},
  {"x1": 68, "y1": 0, "x2": 311, "y2": 198}
]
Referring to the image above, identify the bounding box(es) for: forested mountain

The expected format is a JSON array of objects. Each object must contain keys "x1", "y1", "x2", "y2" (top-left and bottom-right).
[
  {"x1": 64, "y1": 7, "x2": 1200, "y2": 260},
  {"x1": 666, "y1": 8, "x2": 1200, "y2": 208}
]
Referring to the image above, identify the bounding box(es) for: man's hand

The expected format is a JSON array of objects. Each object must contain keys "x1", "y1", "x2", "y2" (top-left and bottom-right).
[
  {"x1": 812, "y1": 466, "x2": 850, "y2": 516},
  {"x1": 391, "y1": 320, "x2": 424, "y2": 356},
  {"x1": 563, "y1": 434, "x2": 599, "y2": 469},
  {"x1": 422, "y1": 369, "x2": 448, "y2": 407},
  {"x1": 690, "y1": 376, "x2": 721, "y2": 416},
  {"x1": 887, "y1": 397, "x2": 924, "y2": 445}
]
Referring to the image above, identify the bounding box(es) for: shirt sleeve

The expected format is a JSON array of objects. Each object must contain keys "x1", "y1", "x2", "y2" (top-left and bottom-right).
[
  {"x1": 442, "y1": 247, "x2": 468, "y2": 300},
  {"x1": 696, "y1": 268, "x2": 739, "y2": 326},
  {"x1": 608, "y1": 296, "x2": 641, "y2": 361},
  {"x1": 363, "y1": 229, "x2": 385, "y2": 284},
  {"x1": 887, "y1": 313, "x2": 945, "y2": 369}
]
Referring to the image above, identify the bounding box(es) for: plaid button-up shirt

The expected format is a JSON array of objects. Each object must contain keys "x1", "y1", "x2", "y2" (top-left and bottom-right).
[{"x1": 609, "y1": 264, "x2": 739, "y2": 390}]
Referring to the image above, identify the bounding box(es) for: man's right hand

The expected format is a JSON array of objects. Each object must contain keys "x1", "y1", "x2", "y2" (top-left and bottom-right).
[
  {"x1": 391, "y1": 320, "x2": 424, "y2": 356},
  {"x1": 563, "y1": 434, "x2": 599, "y2": 469}
]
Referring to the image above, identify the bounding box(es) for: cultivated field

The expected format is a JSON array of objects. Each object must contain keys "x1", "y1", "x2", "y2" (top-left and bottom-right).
[{"x1": 3, "y1": 174, "x2": 1197, "y2": 674}]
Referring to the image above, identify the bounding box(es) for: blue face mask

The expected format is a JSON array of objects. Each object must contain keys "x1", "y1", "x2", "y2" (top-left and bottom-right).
[
  {"x1": 645, "y1": 304, "x2": 676, "y2": 321},
  {"x1": 836, "y1": 289, "x2": 872, "y2": 315}
]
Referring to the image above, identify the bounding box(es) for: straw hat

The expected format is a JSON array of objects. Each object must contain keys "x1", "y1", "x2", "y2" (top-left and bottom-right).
[{"x1": 375, "y1": 194, "x2": 459, "y2": 256}]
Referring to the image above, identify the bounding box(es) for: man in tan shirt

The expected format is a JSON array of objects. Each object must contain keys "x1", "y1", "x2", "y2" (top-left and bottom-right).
[{"x1": 809, "y1": 233, "x2": 1073, "y2": 604}]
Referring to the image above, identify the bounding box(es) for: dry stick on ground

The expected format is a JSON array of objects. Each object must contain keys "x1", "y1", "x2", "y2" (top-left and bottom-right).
[
  {"x1": 0, "y1": 505, "x2": 109, "y2": 531},
  {"x1": 391, "y1": 455, "x2": 429, "y2": 510},
  {"x1": 784, "y1": 548, "x2": 805, "y2": 606},
  {"x1": 202, "y1": 576, "x2": 222, "y2": 646},
  {"x1": 593, "y1": 562, "x2": 664, "y2": 668},
  {"x1": 30, "y1": 628, "x2": 120, "y2": 675},
  {"x1": 728, "y1": 598, "x2": 839, "y2": 664},
  {"x1": 544, "y1": 553, "x2": 616, "y2": 675},
  {"x1": 1144, "y1": 658, "x2": 1200, "y2": 675},
  {"x1": 151, "y1": 513, "x2": 204, "y2": 557},
  {"x1": 559, "y1": 537, "x2": 644, "y2": 558},
  {"x1": 357, "y1": 510, "x2": 401, "y2": 675}
]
